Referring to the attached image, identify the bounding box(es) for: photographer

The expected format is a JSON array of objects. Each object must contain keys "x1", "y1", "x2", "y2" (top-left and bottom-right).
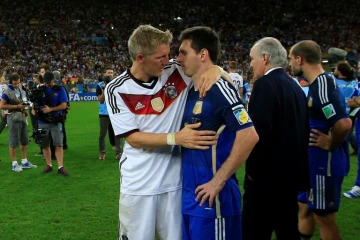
[
  {"x1": 0, "y1": 73, "x2": 37, "y2": 172},
  {"x1": 97, "y1": 66, "x2": 122, "y2": 160},
  {"x1": 53, "y1": 70, "x2": 69, "y2": 150},
  {"x1": 32, "y1": 72, "x2": 69, "y2": 176}
]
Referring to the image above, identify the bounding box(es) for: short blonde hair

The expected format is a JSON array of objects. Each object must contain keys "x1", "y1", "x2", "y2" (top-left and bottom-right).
[{"x1": 128, "y1": 25, "x2": 173, "y2": 61}]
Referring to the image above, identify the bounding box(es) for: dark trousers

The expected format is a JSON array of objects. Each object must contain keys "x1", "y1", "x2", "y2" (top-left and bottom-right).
[
  {"x1": 0, "y1": 113, "x2": 7, "y2": 133},
  {"x1": 242, "y1": 174, "x2": 301, "y2": 240},
  {"x1": 108, "y1": 122, "x2": 115, "y2": 146},
  {"x1": 29, "y1": 109, "x2": 38, "y2": 134}
]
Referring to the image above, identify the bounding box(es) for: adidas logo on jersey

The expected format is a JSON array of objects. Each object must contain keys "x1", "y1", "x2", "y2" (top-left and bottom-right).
[{"x1": 135, "y1": 102, "x2": 145, "y2": 110}]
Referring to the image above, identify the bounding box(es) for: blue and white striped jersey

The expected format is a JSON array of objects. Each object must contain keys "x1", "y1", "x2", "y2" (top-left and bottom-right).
[
  {"x1": 181, "y1": 78, "x2": 253, "y2": 218},
  {"x1": 308, "y1": 72, "x2": 349, "y2": 177}
]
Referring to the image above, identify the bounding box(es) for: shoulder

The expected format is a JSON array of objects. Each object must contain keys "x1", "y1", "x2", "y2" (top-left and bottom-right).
[
  {"x1": 106, "y1": 71, "x2": 131, "y2": 92},
  {"x1": 211, "y1": 78, "x2": 238, "y2": 100}
]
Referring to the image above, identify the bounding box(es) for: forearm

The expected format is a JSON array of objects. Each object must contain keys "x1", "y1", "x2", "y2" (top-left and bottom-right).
[
  {"x1": 329, "y1": 119, "x2": 352, "y2": 151},
  {"x1": 349, "y1": 98, "x2": 360, "y2": 108},
  {"x1": 98, "y1": 93, "x2": 105, "y2": 103},
  {"x1": 212, "y1": 128, "x2": 258, "y2": 185},
  {"x1": 126, "y1": 131, "x2": 168, "y2": 148},
  {"x1": 49, "y1": 103, "x2": 67, "y2": 112},
  {"x1": 1, "y1": 103, "x2": 23, "y2": 110}
]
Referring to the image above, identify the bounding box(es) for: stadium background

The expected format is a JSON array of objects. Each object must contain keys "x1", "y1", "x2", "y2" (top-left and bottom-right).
[{"x1": 0, "y1": 0, "x2": 360, "y2": 239}]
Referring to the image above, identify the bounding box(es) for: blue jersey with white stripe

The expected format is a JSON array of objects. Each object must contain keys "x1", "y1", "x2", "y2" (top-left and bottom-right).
[
  {"x1": 308, "y1": 72, "x2": 349, "y2": 177},
  {"x1": 335, "y1": 77, "x2": 358, "y2": 114},
  {"x1": 181, "y1": 78, "x2": 253, "y2": 218},
  {"x1": 349, "y1": 82, "x2": 360, "y2": 118}
]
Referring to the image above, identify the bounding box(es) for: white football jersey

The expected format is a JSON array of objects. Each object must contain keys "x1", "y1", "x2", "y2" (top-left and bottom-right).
[
  {"x1": 229, "y1": 72, "x2": 243, "y2": 92},
  {"x1": 105, "y1": 61, "x2": 192, "y2": 195}
]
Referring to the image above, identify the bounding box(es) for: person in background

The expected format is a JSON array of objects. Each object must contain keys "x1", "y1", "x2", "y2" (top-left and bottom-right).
[
  {"x1": 334, "y1": 61, "x2": 358, "y2": 156},
  {"x1": 96, "y1": 66, "x2": 122, "y2": 160},
  {"x1": 34, "y1": 72, "x2": 69, "y2": 176},
  {"x1": 228, "y1": 61, "x2": 244, "y2": 99},
  {"x1": 289, "y1": 40, "x2": 351, "y2": 240},
  {"x1": 0, "y1": 73, "x2": 37, "y2": 172},
  {"x1": 53, "y1": 70, "x2": 69, "y2": 150},
  {"x1": 0, "y1": 75, "x2": 8, "y2": 134},
  {"x1": 243, "y1": 37, "x2": 310, "y2": 240}
]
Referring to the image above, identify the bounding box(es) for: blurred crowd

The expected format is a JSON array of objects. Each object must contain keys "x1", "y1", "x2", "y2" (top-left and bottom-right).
[{"x1": 0, "y1": 0, "x2": 359, "y2": 82}]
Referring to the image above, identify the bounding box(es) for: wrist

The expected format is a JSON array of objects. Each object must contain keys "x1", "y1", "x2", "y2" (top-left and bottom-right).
[{"x1": 167, "y1": 132, "x2": 176, "y2": 145}]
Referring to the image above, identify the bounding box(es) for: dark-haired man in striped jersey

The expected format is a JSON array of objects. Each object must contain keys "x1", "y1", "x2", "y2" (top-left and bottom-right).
[
  {"x1": 178, "y1": 26, "x2": 258, "y2": 240},
  {"x1": 289, "y1": 40, "x2": 351, "y2": 240}
]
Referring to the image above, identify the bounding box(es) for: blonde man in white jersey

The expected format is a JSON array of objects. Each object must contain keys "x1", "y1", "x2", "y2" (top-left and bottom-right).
[
  {"x1": 105, "y1": 25, "x2": 230, "y2": 240},
  {"x1": 228, "y1": 61, "x2": 244, "y2": 99}
]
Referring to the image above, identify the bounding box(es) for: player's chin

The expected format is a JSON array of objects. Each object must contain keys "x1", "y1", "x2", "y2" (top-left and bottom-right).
[{"x1": 154, "y1": 69, "x2": 164, "y2": 77}]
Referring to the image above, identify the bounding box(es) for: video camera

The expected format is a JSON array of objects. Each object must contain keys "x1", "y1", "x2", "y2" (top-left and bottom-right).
[
  {"x1": 27, "y1": 80, "x2": 45, "y2": 111},
  {"x1": 33, "y1": 128, "x2": 46, "y2": 144},
  {"x1": 26, "y1": 80, "x2": 65, "y2": 124}
]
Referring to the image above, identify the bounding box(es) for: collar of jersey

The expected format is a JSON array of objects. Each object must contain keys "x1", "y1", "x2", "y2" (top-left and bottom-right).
[{"x1": 127, "y1": 69, "x2": 158, "y2": 89}]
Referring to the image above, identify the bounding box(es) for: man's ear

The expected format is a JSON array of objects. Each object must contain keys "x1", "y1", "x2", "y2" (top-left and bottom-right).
[
  {"x1": 263, "y1": 54, "x2": 269, "y2": 65},
  {"x1": 136, "y1": 53, "x2": 145, "y2": 63},
  {"x1": 200, "y1": 48, "x2": 209, "y2": 61},
  {"x1": 296, "y1": 56, "x2": 303, "y2": 65}
]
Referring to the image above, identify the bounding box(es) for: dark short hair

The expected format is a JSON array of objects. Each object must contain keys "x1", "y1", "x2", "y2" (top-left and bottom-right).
[
  {"x1": 104, "y1": 65, "x2": 113, "y2": 73},
  {"x1": 337, "y1": 61, "x2": 354, "y2": 79},
  {"x1": 9, "y1": 73, "x2": 20, "y2": 83},
  {"x1": 179, "y1": 26, "x2": 221, "y2": 63},
  {"x1": 291, "y1": 40, "x2": 321, "y2": 64},
  {"x1": 40, "y1": 64, "x2": 51, "y2": 72}
]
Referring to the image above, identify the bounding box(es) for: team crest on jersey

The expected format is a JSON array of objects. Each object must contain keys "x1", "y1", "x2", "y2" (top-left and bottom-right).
[
  {"x1": 192, "y1": 99, "x2": 203, "y2": 115},
  {"x1": 308, "y1": 97, "x2": 313, "y2": 107},
  {"x1": 322, "y1": 104, "x2": 336, "y2": 119},
  {"x1": 151, "y1": 97, "x2": 164, "y2": 112},
  {"x1": 165, "y1": 85, "x2": 178, "y2": 99},
  {"x1": 233, "y1": 105, "x2": 251, "y2": 125}
]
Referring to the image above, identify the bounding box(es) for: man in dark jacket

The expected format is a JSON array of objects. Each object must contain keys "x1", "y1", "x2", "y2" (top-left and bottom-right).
[{"x1": 242, "y1": 37, "x2": 310, "y2": 240}]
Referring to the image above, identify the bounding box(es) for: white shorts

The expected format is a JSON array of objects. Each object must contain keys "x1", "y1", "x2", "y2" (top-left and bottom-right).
[{"x1": 118, "y1": 189, "x2": 182, "y2": 240}]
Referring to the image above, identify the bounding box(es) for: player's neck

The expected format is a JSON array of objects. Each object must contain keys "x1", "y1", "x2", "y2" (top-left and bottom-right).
[
  {"x1": 130, "y1": 62, "x2": 151, "y2": 82},
  {"x1": 304, "y1": 65, "x2": 325, "y2": 84},
  {"x1": 192, "y1": 64, "x2": 214, "y2": 91}
]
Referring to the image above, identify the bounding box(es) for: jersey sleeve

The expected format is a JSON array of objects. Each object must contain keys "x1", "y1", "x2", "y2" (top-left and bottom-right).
[
  {"x1": 59, "y1": 87, "x2": 68, "y2": 104},
  {"x1": 209, "y1": 79, "x2": 253, "y2": 132},
  {"x1": 315, "y1": 76, "x2": 348, "y2": 126},
  {"x1": 96, "y1": 85, "x2": 103, "y2": 97},
  {"x1": 1, "y1": 93, "x2": 9, "y2": 102},
  {"x1": 350, "y1": 83, "x2": 360, "y2": 98},
  {"x1": 105, "y1": 84, "x2": 138, "y2": 137},
  {"x1": 239, "y1": 75, "x2": 244, "y2": 88}
]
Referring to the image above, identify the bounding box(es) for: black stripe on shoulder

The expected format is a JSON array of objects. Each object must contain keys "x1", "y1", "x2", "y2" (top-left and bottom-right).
[{"x1": 106, "y1": 74, "x2": 130, "y2": 115}]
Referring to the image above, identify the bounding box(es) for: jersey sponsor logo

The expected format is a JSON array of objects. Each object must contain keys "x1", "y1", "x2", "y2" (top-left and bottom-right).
[
  {"x1": 151, "y1": 97, "x2": 164, "y2": 112},
  {"x1": 192, "y1": 99, "x2": 203, "y2": 115},
  {"x1": 135, "y1": 102, "x2": 145, "y2": 110},
  {"x1": 322, "y1": 104, "x2": 336, "y2": 119},
  {"x1": 233, "y1": 108, "x2": 251, "y2": 125}
]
